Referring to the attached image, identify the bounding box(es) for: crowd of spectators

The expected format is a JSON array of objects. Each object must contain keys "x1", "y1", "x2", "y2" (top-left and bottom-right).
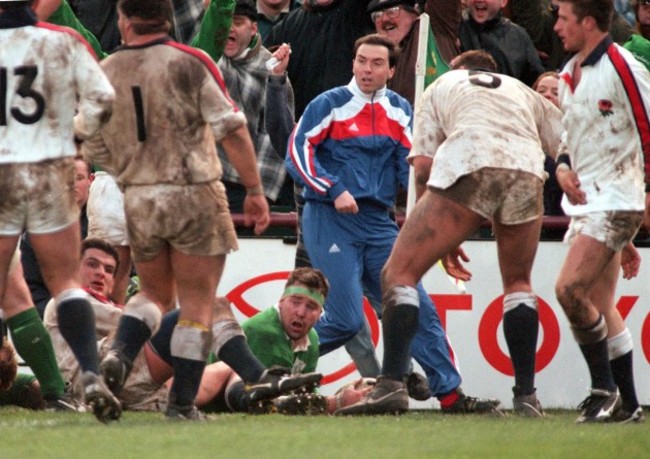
[{"x1": 37, "y1": 0, "x2": 649, "y2": 225}]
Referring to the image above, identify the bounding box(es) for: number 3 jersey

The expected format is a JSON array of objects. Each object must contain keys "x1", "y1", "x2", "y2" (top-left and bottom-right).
[
  {"x1": 410, "y1": 69, "x2": 563, "y2": 190},
  {"x1": 0, "y1": 6, "x2": 114, "y2": 164}
]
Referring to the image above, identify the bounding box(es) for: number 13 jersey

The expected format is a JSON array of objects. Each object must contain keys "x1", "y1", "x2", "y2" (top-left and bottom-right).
[{"x1": 0, "y1": 6, "x2": 114, "y2": 164}]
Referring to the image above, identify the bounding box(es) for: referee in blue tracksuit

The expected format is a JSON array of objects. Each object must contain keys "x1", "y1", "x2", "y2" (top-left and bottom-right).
[{"x1": 285, "y1": 34, "x2": 499, "y2": 412}]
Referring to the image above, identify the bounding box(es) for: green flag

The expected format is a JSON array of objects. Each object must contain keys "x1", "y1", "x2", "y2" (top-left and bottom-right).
[{"x1": 424, "y1": 27, "x2": 450, "y2": 88}]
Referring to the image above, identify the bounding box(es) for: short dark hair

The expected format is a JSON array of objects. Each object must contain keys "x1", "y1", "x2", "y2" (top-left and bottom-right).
[
  {"x1": 74, "y1": 154, "x2": 92, "y2": 177},
  {"x1": 353, "y1": 33, "x2": 400, "y2": 69},
  {"x1": 556, "y1": 0, "x2": 613, "y2": 32},
  {"x1": 117, "y1": 0, "x2": 173, "y2": 35},
  {"x1": 286, "y1": 268, "x2": 329, "y2": 300},
  {"x1": 452, "y1": 50, "x2": 498, "y2": 72},
  {"x1": 82, "y1": 238, "x2": 120, "y2": 273}
]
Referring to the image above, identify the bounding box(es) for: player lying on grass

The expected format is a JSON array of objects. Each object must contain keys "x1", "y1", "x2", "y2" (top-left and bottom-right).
[{"x1": 44, "y1": 239, "x2": 366, "y2": 414}]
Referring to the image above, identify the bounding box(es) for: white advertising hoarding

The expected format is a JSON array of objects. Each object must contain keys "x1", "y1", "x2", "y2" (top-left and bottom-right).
[{"x1": 221, "y1": 238, "x2": 650, "y2": 409}]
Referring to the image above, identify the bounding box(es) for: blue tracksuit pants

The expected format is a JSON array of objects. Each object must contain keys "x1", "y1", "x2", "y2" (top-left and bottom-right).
[{"x1": 304, "y1": 201, "x2": 461, "y2": 396}]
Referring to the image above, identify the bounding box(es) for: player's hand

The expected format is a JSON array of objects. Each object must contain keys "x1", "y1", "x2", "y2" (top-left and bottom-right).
[
  {"x1": 334, "y1": 191, "x2": 358, "y2": 214},
  {"x1": 442, "y1": 247, "x2": 472, "y2": 281},
  {"x1": 270, "y1": 43, "x2": 291, "y2": 75},
  {"x1": 330, "y1": 378, "x2": 375, "y2": 413},
  {"x1": 621, "y1": 241, "x2": 641, "y2": 280},
  {"x1": 556, "y1": 168, "x2": 586, "y2": 205},
  {"x1": 242, "y1": 194, "x2": 271, "y2": 235}
]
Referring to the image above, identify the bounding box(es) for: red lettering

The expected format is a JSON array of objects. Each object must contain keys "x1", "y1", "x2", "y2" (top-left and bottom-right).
[
  {"x1": 615, "y1": 296, "x2": 638, "y2": 320},
  {"x1": 478, "y1": 296, "x2": 560, "y2": 376},
  {"x1": 430, "y1": 294, "x2": 472, "y2": 330},
  {"x1": 642, "y1": 311, "x2": 650, "y2": 364}
]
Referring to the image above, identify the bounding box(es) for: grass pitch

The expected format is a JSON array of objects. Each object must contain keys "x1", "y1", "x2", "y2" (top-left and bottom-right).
[{"x1": 2, "y1": 408, "x2": 647, "y2": 459}]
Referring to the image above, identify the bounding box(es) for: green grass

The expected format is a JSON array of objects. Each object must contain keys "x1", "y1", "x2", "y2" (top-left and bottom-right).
[{"x1": 2, "y1": 408, "x2": 648, "y2": 459}]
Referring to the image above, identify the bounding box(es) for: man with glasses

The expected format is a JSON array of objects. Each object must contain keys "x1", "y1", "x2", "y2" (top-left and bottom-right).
[{"x1": 368, "y1": 0, "x2": 461, "y2": 105}]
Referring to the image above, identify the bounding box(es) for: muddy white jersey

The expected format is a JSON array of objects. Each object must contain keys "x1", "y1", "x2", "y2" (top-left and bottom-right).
[
  {"x1": 409, "y1": 69, "x2": 562, "y2": 189},
  {"x1": 0, "y1": 15, "x2": 114, "y2": 164},
  {"x1": 83, "y1": 38, "x2": 246, "y2": 187},
  {"x1": 558, "y1": 39, "x2": 650, "y2": 215}
]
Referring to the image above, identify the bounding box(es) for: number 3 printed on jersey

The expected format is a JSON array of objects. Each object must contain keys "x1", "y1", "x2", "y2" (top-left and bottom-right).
[{"x1": 0, "y1": 65, "x2": 45, "y2": 125}]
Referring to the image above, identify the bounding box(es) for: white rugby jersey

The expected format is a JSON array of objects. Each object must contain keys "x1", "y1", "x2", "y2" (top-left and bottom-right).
[
  {"x1": 558, "y1": 38, "x2": 650, "y2": 215},
  {"x1": 0, "y1": 11, "x2": 114, "y2": 164},
  {"x1": 410, "y1": 69, "x2": 562, "y2": 189}
]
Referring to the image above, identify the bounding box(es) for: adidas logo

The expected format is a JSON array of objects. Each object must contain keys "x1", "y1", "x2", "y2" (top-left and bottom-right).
[
  {"x1": 349, "y1": 122, "x2": 359, "y2": 132},
  {"x1": 328, "y1": 243, "x2": 341, "y2": 254}
]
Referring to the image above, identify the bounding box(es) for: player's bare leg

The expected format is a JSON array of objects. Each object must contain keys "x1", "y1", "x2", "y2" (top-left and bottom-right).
[
  {"x1": 338, "y1": 191, "x2": 482, "y2": 415},
  {"x1": 0, "y1": 235, "x2": 20, "y2": 306},
  {"x1": 493, "y1": 217, "x2": 545, "y2": 416},
  {"x1": 591, "y1": 252, "x2": 643, "y2": 422},
  {"x1": 164, "y1": 249, "x2": 221, "y2": 420},
  {"x1": 556, "y1": 235, "x2": 620, "y2": 422}
]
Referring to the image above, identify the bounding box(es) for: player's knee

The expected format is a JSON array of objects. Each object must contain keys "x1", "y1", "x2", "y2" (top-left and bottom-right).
[
  {"x1": 123, "y1": 294, "x2": 163, "y2": 335},
  {"x1": 211, "y1": 319, "x2": 244, "y2": 355},
  {"x1": 171, "y1": 324, "x2": 212, "y2": 362},
  {"x1": 571, "y1": 314, "x2": 607, "y2": 345},
  {"x1": 554, "y1": 281, "x2": 586, "y2": 320}
]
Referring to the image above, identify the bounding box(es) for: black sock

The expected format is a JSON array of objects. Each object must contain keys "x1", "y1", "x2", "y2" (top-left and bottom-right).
[
  {"x1": 579, "y1": 338, "x2": 616, "y2": 392},
  {"x1": 57, "y1": 297, "x2": 99, "y2": 374},
  {"x1": 611, "y1": 351, "x2": 639, "y2": 411},
  {"x1": 112, "y1": 315, "x2": 153, "y2": 363},
  {"x1": 217, "y1": 335, "x2": 265, "y2": 383},
  {"x1": 503, "y1": 304, "x2": 538, "y2": 395},
  {"x1": 225, "y1": 380, "x2": 249, "y2": 412},
  {"x1": 381, "y1": 304, "x2": 419, "y2": 382},
  {"x1": 169, "y1": 356, "x2": 206, "y2": 407},
  {"x1": 148, "y1": 309, "x2": 180, "y2": 366}
]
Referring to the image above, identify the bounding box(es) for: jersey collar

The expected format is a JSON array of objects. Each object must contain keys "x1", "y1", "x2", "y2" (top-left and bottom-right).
[
  {"x1": 348, "y1": 77, "x2": 387, "y2": 102},
  {"x1": 581, "y1": 35, "x2": 614, "y2": 67}
]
